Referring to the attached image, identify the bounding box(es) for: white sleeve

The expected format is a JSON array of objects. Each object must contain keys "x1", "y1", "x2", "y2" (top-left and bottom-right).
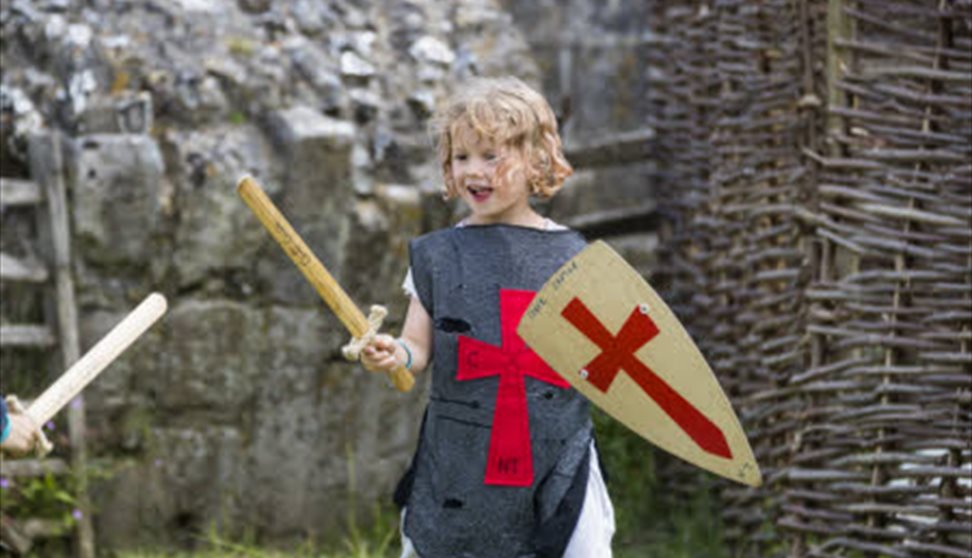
[
  {"x1": 562, "y1": 442, "x2": 616, "y2": 557},
  {"x1": 402, "y1": 268, "x2": 418, "y2": 298}
]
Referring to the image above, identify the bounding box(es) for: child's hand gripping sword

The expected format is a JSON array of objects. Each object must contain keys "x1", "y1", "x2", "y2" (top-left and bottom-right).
[
  {"x1": 4, "y1": 293, "x2": 167, "y2": 456},
  {"x1": 236, "y1": 176, "x2": 415, "y2": 392}
]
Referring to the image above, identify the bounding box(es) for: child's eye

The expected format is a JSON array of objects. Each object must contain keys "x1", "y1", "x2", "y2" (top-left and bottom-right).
[{"x1": 453, "y1": 154, "x2": 467, "y2": 161}]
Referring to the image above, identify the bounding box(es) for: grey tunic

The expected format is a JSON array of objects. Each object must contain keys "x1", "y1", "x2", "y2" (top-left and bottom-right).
[{"x1": 400, "y1": 225, "x2": 593, "y2": 558}]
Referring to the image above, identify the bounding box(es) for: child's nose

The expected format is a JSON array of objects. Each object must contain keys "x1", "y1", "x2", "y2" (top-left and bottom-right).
[{"x1": 466, "y1": 157, "x2": 489, "y2": 175}]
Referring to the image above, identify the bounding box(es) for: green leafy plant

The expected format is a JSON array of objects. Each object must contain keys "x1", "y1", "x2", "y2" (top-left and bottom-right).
[{"x1": 0, "y1": 470, "x2": 79, "y2": 534}]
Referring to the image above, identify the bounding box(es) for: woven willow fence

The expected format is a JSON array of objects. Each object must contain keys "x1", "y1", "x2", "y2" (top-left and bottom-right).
[{"x1": 644, "y1": 1, "x2": 970, "y2": 556}]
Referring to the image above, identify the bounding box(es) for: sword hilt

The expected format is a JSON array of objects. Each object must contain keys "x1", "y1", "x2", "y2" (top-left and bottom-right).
[
  {"x1": 5, "y1": 395, "x2": 53, "y2": 457},
  {"x1": 342, "y1": 305, "x2": 416, "y2": 392}
]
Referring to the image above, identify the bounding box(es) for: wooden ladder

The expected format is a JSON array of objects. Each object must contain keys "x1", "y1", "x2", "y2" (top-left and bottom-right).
[{"x1": 0, "y1": 132, "x2": 95, "y2": 557}]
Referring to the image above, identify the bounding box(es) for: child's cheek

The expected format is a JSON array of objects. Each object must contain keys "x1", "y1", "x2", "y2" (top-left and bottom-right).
[{"x1": 494, "y1": 160, "x2": 514, "y2": 186}]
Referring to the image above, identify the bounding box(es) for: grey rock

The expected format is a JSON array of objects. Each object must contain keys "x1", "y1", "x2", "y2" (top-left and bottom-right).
[
  {"x1": 92, "y1": 426, "x2": 246, "y2": 548},
  {"x1": 341, "y1": 185, "x2": 423, "y2": 317},
  {"x1": 415, "y1": 63, "x2": 446, "y2": 84},
  {"x1": 0, "y1": 85, "x2": 43, "y2": 164},
  {"x1": 348, "y1": 30, "x2": 378, "y2": 59},
  {"x1": 455, "y1": 1, "x2": 505, "y2": 29},
  {"x1": 99, "y1": 33, "x2": 131, "y2": 50},
  {"x1": 266, "y1": 105, "x2": 355, "y2": 155},
  {"x1": 407, "y1": 88, "x2": 436, "y2": 118},
  {"x1": 165, "y1": 124, "x2": 273, "y2": 288},
  {"x1": 172, "y1": 72, "x2": 230, "y2": 124},
  {"x1": 147, "y1": 299, "x2": 267, "y2": 411},
  {"x1": 204, "y1": 56, "x2": 249, "y2": 92},
  {"x1": 262, "y1": 106, "x2": 355, "y2": 305},
  {"x1": 265, "y1": 108, "x2": 355, "y2": 204},
  {"x1": 342, "y1": 199, "x2": 392, "y2": 304},
  {"x1": 71, "y1": 134, "x2": 164, "y2": 266},
  {"x1": 77, "y1": 91, "x2": 152, "y2": 134},
  {"x1": 408, "y1": 36, "x2": 454, "y2": 65},
  {"x1": 342, "y1": 4, "x2": 368, "y2": 29},
  {"x1": 339, "y1": 50, "x2": 376, "y2": 80},
  {"x1": 351, "y1": 141, "x2": 374, "y2": 195},
  {"x1": 348, "y1": 87, "x2": 382, "y2": 124},
  {"x1": 291, "y1": 0, "x2": 337, "y2": 35},
  {"x1": 287, "y1": 43, "x2": 344, "y2": 109},
  {"x1": 237, "y1": 0, "x2": 270, "y2": 14},
  {"x1": 8, "y1": 0, "x2": 42, "y2": 22}
]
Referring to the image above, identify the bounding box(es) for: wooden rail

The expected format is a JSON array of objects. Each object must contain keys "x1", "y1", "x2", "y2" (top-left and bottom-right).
[{"x1": 0, "y1": 132, "x2": 95, "y2": 557}]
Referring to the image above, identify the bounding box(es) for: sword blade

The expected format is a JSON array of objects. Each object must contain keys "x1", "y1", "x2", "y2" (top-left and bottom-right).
[
  {"x1": 27, "y1": 293, "x2": 167, "y2": 426},
  {"x1": 237, "y1": 176, "x2": 369, "y2": 337}
]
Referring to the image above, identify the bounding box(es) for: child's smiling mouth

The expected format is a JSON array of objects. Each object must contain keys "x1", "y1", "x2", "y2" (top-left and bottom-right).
[{"x1": 467, "y1": 183, "x2": 493, "y2": 202}]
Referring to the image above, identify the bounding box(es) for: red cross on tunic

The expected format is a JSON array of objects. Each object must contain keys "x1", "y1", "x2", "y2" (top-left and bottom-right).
[
  {"x1": 562, "y1": 297, "x2": 733, "y2": 460},
  {"x1": 456, "y1": 289, "x2": 570, "y2": 487}
]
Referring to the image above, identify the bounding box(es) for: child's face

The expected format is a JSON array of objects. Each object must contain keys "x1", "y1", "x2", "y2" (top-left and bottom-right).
[{"x1": 450, "y1": 127, "x2": 532, "y2": 226}]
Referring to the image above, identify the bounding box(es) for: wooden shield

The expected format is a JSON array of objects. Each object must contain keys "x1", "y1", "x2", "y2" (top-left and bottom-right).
[{"x1": 518, "y1": 241, "x2": 762, "y2": 487}]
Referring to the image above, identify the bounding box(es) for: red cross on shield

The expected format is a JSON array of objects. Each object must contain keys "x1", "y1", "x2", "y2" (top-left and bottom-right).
[
  {"x1": 517, "y1": 241, "x2": 763, "y2": 487},
  {"x1": 561, "y1": 297, "x2": 732, "y2": 459}
]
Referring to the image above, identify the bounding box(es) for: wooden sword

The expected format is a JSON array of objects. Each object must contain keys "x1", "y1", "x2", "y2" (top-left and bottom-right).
[
  {"x1": 4, "y1": 293, "x2": 168, "y2": 456},
  {"x1": 237, "y1": 176, "x2": 415, "y2": 392}
]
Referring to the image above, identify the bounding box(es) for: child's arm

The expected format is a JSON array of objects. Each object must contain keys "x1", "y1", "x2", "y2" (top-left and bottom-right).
[{"x1": 361, "y1": 296, "x2": 433, "y2": 375}]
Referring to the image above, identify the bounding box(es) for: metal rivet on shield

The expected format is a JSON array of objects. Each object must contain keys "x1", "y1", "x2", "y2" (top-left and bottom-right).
[
  {"x1": 579, "y1": 368, "x2": 589, "y2": 379},
  {"x1": 639, "y1": 303, "x2": 650, "y2": 315}
]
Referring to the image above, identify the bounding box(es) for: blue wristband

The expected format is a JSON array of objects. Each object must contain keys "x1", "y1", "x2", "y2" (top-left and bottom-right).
[
  {"x1": 397, "y1": 339, "x2": 413, "y2": 370},
  {"x1": 0, "y1": 419, "x2": 11, "y2": 445}
]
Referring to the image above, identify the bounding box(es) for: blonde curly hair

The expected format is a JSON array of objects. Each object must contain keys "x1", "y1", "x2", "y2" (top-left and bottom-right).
[{"x1": 432, "y1": 76, "x2": 573, "y2": 200}]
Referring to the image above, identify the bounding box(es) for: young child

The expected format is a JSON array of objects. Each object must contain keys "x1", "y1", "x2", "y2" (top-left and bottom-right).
[{"x1": 361, "y1": 76, "x2": 615, "y2": 558}]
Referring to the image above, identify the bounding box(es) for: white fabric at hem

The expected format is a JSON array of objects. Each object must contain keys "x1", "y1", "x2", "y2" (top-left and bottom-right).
[
  {"x1": 399, "y1": 442, "x2": 615, "y2": 558},
  {"x1": 563, "y1": 443, "x2": 615, "y2": 558}
]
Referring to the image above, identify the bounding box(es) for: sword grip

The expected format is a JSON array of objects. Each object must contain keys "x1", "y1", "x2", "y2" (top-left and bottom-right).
[
  {"x1": 343, "y1": 306, "x2": 416, "y2": 393},
  {"x1": 388, "y1": 363, "x2": 416, "y2": 392}
]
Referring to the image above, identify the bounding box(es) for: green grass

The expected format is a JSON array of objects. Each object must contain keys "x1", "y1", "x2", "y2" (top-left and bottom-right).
[
  {"x1": 117, "y1": 522, "x2": 400, "y2": 558},
  {"x1": 112, "y1": 408, "x2": 728, "y2": 558}
]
